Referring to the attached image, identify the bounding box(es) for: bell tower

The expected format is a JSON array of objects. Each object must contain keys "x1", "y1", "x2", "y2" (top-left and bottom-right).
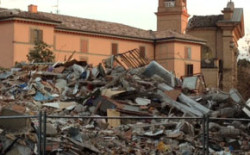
[{"x1": 156, "y1": 0, "x2": 189, "y2": 33}]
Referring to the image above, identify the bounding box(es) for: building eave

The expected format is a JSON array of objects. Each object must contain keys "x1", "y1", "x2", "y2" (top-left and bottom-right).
[
  {"x1": 55, "y1": 27, "x2": 154, "y2": 43},
  {"x1": 155, "y1": 37, "x2": 206, "y2": 45},
  {"x1": 0, "y1": 17, "x2": 61, "y2": 26}
]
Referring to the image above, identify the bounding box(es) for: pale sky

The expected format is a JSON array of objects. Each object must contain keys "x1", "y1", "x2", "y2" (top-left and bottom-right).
[{"x1": 1, "y1": 0, "x2": 250, "y2": 54}]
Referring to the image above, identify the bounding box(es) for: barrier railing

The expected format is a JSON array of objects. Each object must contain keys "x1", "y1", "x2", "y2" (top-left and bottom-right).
[
  {"x1": 0, "y1": 112, "x2": 42, "y2": 155},
  {"x1": 1, "y1": 112, "x2": 250, "y2": 155}
]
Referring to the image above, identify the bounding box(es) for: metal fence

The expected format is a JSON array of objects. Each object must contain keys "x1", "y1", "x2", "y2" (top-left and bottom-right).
[{"x1": 0, "y1": 113, "x2": 250, "y2": 155}]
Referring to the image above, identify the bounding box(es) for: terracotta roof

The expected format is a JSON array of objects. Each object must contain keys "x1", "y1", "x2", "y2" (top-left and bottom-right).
[
  {"x1": 40, "y1": 12, "x2": 154, "y2": 39},
  {"x1": 187, "y1": 15, "x2": 224, "y2": 30},
  {"x1": 41, "y1": 12, "x2": 205, "y2": 43},
  {"x1": 0, "y1": 9, "x2": 61, "y2": 24},
  {"x1": 154, "y1": 30, "x2": 205, "y2": 42},
  {"x1": 0, "y1": 7, "x2": 204, "y2": 43},
  {"x1": 187, "y1": 8, "x2": 243, "y2": 30}
]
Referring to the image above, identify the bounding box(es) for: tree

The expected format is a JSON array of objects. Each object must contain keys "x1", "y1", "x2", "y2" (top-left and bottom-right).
[
  {"x1": 237, "y1": 59, "x2": 250, "y2": 100},
  {"x1": 27, "y1": 41, "x2": 55, "y2": 63},
  {"x1": 238, "y1": 59, "x2": 250, "y2": 67},
  {"x1": 242, "y1": 33, "x2": 250, "y2": 56}
]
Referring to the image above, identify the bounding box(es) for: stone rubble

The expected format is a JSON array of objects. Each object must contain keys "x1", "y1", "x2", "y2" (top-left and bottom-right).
[{"x1": 0, "y1": 55, "x2": 249, "y2": 155}]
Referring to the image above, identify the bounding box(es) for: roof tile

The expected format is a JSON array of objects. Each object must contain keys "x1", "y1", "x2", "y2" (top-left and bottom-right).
[{"x1": 0, "y1": 7, "x2": 204, "y2": 42}]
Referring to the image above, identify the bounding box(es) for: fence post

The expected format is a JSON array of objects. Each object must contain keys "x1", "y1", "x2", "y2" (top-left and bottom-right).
[
  {"x1": 202, "y1": 115, "x2": 206, "y2": 155},
  {"x1": 43, "y1": 111, "x2": 47, "y2": 155},
  {"x1": 38, "y1": 111, "x2": 42, "y2": 155},
  {"x1": 206, "y1": 115, "x2": 210, "y2": 155}
]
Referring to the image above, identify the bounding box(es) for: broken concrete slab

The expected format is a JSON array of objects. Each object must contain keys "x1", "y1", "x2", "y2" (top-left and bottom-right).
[
  {"x1": 135, "y1": 97, "x2": 151, "y2": 106},
  {"x1": 230, "y1": 88, "x2": 245, "y2": 105},
  {"x1": 143, "y1": 61, "x2": 176, "y2": 87},
  {"x1": 43, "y1": 101, "x2": 77, "y2": 111},
  {"x1": 242, "y1": 98, "x2": 250, "y2": 117}
]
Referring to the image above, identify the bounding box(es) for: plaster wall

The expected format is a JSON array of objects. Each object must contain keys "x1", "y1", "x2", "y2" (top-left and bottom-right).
[
  {"x1": 13, "y1": 21, "x2": 55, "y2": 64},
  {"x1": 0, "y1": 22, "x2": 14, "y2": 68}
]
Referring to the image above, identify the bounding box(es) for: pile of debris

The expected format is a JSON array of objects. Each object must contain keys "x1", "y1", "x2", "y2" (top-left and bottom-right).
[{"x1": 0, "y1": 49, "x2": 249, "y2": 155}]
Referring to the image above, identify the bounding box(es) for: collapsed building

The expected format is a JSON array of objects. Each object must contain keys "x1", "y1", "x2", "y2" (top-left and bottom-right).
[{"x1": 0, "y1": 49, "x2": 249, "y2": 154}]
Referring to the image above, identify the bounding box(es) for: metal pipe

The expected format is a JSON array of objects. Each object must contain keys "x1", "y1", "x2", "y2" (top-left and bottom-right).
[
  {"x1": 38, "y1": 112, "x2": 42, "y2": 155},
  {"x1": 43, "y1": 111, "x2": 47, "y2": 155},
  {"x1": 202, "y1": 115, "x2": 206, "y2": 155},
  {"x1": 210, "y1": 117, "x2": 250, "y2": 122},
  {"x1": 0, "y1": 116, "x2": 38, "y2": 119},
  {"x1": 206, "y1": 116, "x2": 209, "y2": 155},
  {"x1": 47, "y1": 116, "x2": 203, "y2": 120}
]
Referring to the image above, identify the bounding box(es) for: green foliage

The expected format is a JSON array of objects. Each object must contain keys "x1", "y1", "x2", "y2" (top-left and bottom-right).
[
  {"x1": 27, "y1": 41, "x2": 55, "y2": 63},
  {"x1": 237, "y1": 59, "x2": 250, "y2": 100},
  {"x1": 238, "y1": 59, "x2": 250, "y2": 67}
]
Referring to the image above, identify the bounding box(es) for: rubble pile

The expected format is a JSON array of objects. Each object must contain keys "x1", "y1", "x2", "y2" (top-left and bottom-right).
[{"x1": 0, "y1": 52, "x2": 250, "y2": 154}]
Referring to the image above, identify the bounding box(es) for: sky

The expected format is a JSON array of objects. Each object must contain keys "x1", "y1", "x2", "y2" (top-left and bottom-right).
[{"x1": 0, "y1": 0, "x2": 249, "y2": 56}]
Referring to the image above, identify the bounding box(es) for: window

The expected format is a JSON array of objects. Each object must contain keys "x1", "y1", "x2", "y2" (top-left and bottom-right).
[
  {"x1": 111, "y1": 43, "x2": 118, "y2": 55},
  {"x1": 81, "y1": 39, "x2": 88, "y2": 53},
  {"x1": 186, "y1": 64, "x2": 193, "y2": 76},
  {"x1": 185, "y1": 47, "x2": 192, "y2": 59},
  {"x1": 30, "y1": 29, "x2": 43, "y2": 43},
  {"x1": 139, "y1": 46, "x2": 146, "y2": 58},
  {"x1": 164, "y1": 0, "x2": 175, "y2": 7},
  {"x1": 53, "y1": 35, "x2": 56, "y2": 50}
]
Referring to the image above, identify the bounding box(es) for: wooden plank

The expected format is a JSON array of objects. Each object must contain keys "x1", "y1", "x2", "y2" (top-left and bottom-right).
[{"x1": 107, "y1": 109, "x2": 121, "y2": 128}]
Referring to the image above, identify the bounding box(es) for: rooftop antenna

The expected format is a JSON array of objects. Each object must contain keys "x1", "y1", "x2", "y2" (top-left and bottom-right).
[
  {"x1": 56, "y1": 0, "x2": 59, "y2": 14},
  {"x1": 52, "y1": 0, "x2": 59, "y2": 14}
]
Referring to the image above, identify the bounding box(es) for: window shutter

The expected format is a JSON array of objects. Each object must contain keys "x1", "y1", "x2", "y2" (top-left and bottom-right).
[
  {"x1": 185, "y1": 47, "x2": 188, "y2": 59},
  {"x1": 81, "y1": 40, "x2": 88, "y2": 53},
  {"x1": 188, "y1": 47, "x2": 192, "y2": 59},
  {"x1": 30, "y1": 29, "x2": 34, "y2": 43},
  {"x1": 112, "y1": 43, "x2": 118, "y2": 55},
  {"x1": 38, "y1": 30, "x2": 43, "y2": 42},
  {"x1": 185, "y1": 47, "x2": 192, "y2": 59},
  {"x1": 139, "y1": 46, "x2": 146, "y2": 58}
]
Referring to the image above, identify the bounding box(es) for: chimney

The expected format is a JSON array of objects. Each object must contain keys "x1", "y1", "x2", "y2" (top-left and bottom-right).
[
  {"x1": 28, "y1": 4, "x2": 38, "y2": 13},
  {"x1": 222, "y1": 1, "x2": 234, "y2": 20}
]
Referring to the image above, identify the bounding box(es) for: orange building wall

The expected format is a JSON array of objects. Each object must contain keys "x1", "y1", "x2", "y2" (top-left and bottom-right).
[
  {"x1": 173, "y1": 42, "x2": 201, "y2": 77},
  {"x1": 9, "y1": 22, "x2": 154, "y2": 67},
  {"x1": 55, "y1": 31, "x2": 154, "y2": 66},
  {"x1": 202, "y1": 68, "x2": 219, "y2": 88},
  {"x1": 0, "y1": 22, "x2": 14, "y2": 68},
  {"x1": 13, "y1": 22, "x2": 55, "y2": 64},
  {"x1": 155, "y1": 41, "x2": 201, "y2": 78},
  {"x1": 157, "y1": 15, "x2": 182, "y2": 32},
  {"x1": 1, "y1": 21, "x2": 201, "y2": 79},
  {"x1": 155, "y1": 42, "x2": 175, "y2": 71}
]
